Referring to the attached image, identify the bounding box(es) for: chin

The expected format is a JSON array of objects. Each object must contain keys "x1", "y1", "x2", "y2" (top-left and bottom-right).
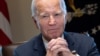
[{"x1": 50, "y1": 35, "x2": 59, "y2": 39}]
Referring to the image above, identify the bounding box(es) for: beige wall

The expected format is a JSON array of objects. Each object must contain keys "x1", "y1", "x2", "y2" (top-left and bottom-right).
[{"x1": 6, "y1": 0, "x2": 40, "y2": 43}]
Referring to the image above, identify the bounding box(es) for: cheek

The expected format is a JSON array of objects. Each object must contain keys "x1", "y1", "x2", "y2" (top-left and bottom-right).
[
  {"x1": 58, "y1": 18, "x2": 66, "y2": 28},
  {"x1": 59, "y1": 22, "x2": 65, "y2": 31},
  {"x1": 59, "y1": 19, "x2": 66, "y2": 32},
  {"x1": 36, "y1": 19, "x2": 46, "y2": 30},
  {"x1": 39, "y1": 22, "x2": 48, "y2": 32}
]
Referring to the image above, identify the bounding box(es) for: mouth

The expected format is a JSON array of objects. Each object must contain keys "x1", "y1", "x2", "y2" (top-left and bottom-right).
[{"x1": 48, "y1": 29, "x2": 58, "y2": 34}]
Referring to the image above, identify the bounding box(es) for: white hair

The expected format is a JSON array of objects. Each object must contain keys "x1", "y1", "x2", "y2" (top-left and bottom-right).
[
  {"x1": 31, "y1": 0, "x2": 36, "y2": 17},
  {"x1": 31, "y1": 0, "x2": 67, "y2": 17},
  {"x1": 60, "y1": 0, "x2": 67, "y2": 15}
]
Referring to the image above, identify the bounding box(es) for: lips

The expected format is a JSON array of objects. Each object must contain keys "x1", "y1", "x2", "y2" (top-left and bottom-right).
[{"x1": 48, "y1": 29, "x2": 58, "y2": 34}]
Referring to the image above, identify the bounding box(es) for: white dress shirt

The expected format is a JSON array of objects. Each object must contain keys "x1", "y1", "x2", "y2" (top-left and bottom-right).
[{"x1": 42, "y1": 35, "x2": 64, "y2": 50}]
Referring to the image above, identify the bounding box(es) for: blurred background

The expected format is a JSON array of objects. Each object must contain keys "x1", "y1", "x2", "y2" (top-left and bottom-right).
[{"x1": 65, "y1": 0, "x2": 100, "y2": 51}]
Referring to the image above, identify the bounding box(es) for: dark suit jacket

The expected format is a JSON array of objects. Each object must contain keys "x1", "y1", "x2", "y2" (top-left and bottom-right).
[{"x1": 14, "y1": 32, "x2": 100, "y2": 56}]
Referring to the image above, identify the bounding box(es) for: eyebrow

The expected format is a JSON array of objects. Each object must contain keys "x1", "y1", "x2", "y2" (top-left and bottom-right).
[
  {"x1": 39, "y1": 10, "x2": 62, "y2": 15},
  {"x1": 39, "y1": 12, "x2": 47, "y2": 16}
]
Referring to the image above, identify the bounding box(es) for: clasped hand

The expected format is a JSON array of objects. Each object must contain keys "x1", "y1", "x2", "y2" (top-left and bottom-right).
[{"x1": 46, "y1": 37, "x2": 75, "y2": 56}]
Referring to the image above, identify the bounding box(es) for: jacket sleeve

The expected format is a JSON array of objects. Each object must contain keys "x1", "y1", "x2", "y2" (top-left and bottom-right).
[
  {"x1": 87, "y1": 38, "x2": 100, "y2": 56},
  {"x1": 13, "y1": 49, "x2": 19, "y2": 56}
]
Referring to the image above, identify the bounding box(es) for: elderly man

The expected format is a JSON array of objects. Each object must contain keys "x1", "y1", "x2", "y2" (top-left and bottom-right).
[{"x1": 14, "y1": 0, "x2": 100, "y2": 56}]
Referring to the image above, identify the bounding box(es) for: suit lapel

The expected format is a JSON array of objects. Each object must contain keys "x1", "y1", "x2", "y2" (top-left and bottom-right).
[
  {"x1": 33, "y1": 34, "x2": 46, "y2": 56},
  {"x1": 32, "y1": 32, "x2": 76, "y2": 56},
  {"x1": 64, "y1": 32, "x2": 75, "y2": 51}
]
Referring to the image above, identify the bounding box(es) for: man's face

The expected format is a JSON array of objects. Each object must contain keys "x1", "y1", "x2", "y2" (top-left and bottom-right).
[{"x1": 34, "y1": 0, "x2": 67, "y2": 41}]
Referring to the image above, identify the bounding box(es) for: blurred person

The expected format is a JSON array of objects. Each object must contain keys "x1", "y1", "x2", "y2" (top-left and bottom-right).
[{"x1": 14, "y1": 0, "x2": 100, "y2": 56}]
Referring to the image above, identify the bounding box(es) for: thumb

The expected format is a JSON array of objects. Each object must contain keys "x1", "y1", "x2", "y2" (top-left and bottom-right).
[{"x1": 46, "y1": 49, "x2": 53, "y2": 56}]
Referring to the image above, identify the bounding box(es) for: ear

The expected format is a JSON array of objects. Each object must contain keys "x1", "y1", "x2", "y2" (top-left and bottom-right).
[
  {"x1": 32, "y1": 17, "x2": 39, "y2": 29},
  {"x1": 66, "y1": 13, "x2": 72, "y2": 23},
  {"x1": 65, "y1": 14, "x2": 68, "y2": 24}
]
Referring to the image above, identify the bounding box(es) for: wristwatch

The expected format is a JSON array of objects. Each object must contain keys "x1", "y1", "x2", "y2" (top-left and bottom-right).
[
  {"x1": 74, "y1": 54, "x2": 80, "y2": 56},
  {"x1": 72, "y1": 50, "x2": 80, "y2": 56}
]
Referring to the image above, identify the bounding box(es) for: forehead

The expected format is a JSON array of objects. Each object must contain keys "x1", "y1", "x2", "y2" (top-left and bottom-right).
[{"x1": 35, "y1": 0, "x2": 62, "y2": 12}]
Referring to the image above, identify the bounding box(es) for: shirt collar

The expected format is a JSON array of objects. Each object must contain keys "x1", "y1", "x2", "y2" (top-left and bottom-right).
[{"x1": 42, "y1": 34, "x2": 64, "y2": 50}]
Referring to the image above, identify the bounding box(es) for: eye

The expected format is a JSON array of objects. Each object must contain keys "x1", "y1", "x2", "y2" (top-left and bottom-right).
[
  {"x1": 54, "y1": 13, "x2": 60, "y2": 16},
  {"x1": 41, "y1": 15, "x2": 49, "y2": 19},
  {"x1": 41, "y1": 15, "x2": 48, "y2": 19},
  {"x1": 54, "y1": 12, "x2": 63, "y2": 18},
  {"x1": 42, "y1": 15, "x2": 48, "y2": 18}
]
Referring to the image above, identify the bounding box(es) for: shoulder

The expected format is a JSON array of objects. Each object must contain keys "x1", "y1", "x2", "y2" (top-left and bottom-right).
[
  {"x1": 14, "y1": 34, "x2": 42, "y2": 54},
  {"x1": 64, "y1": 32, "x2": 99, "y2": 55},
  {"x1": 64, "y1": 32, "x2": 95, "y2": 45},
  {"x1": 66, "y1": 32, "x2": 93, "y2": 39}
]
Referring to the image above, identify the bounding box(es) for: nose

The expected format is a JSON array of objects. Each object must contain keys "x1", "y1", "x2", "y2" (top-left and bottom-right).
[{"x1": 48, "y1": 15, "x2": 56, "y2": 25}]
